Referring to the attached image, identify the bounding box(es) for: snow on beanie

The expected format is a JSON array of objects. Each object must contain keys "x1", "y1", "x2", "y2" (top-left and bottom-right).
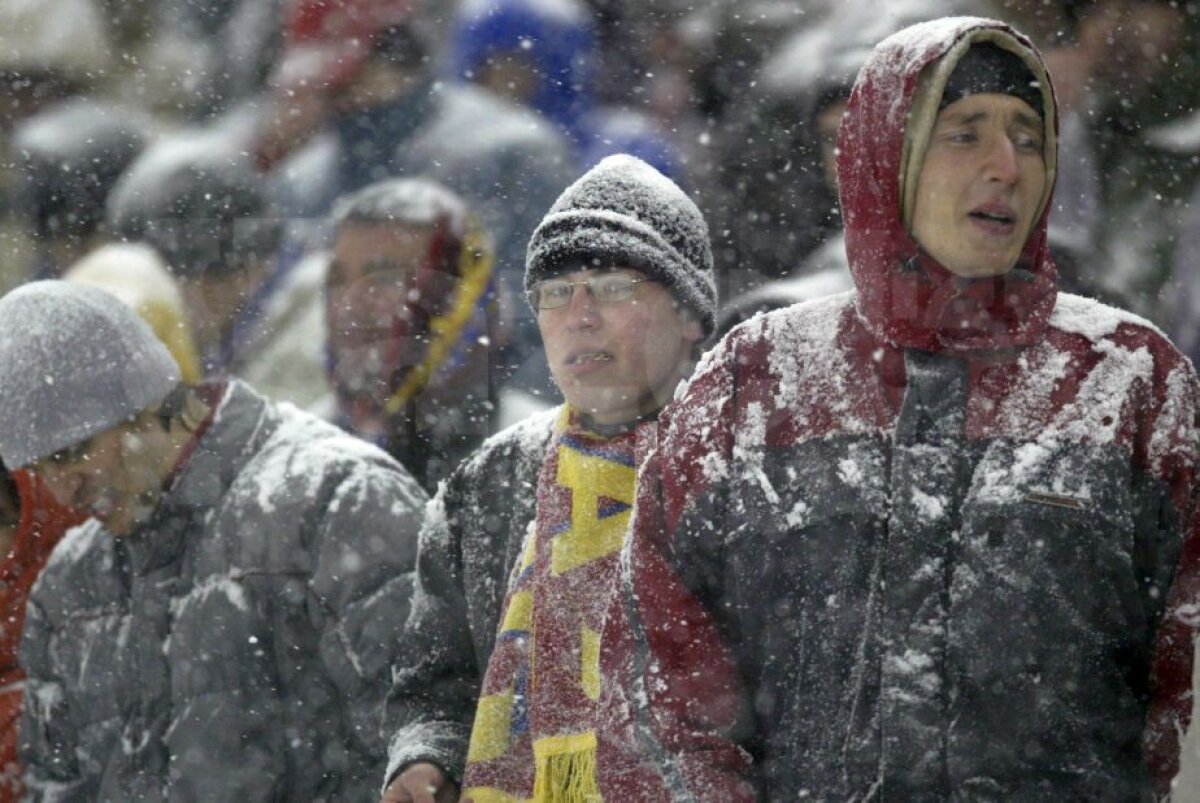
[
  {"x1": 525, "y1": 154, "x2": 717, "y2": 336},
  {"x1": 0, "y1": 281, "x2": 181, "y2": 468}
]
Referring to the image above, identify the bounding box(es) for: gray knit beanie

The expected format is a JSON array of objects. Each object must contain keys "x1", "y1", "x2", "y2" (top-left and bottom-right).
[
  {"x1": 525, "y1": 154, "x2": 717, "y2": 335},
  {"x1": 0, "y1": 281, "x2": 181, "y2": 467}
]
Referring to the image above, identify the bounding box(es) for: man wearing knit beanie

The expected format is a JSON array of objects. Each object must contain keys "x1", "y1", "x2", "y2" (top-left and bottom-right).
[
  {"x1": 381, "y1": 155, "x2": 754, "y2": 802},
  {"x1": 0, "y1": 281, "x2": 427, "y2": 799}
]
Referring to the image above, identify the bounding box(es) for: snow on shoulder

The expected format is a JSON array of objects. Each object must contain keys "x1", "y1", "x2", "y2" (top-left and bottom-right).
[
  {"x1": 247, "y1": 400, "x2": 422, "y2": 517},
  {"x1": 1049, "y1": 292, "x2": 1169, "y2": 343},
  {"x1": 760, "y1": 292, "x2": 880, "y2": 435}
]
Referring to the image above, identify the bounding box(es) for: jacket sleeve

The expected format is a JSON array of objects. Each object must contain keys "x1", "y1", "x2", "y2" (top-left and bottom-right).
[
  {"x1": 381, "y1": 476, "x2": 484, "y2": 790},
  {"x1": 309, "y1": 460, "x2": 427, "y2": 759},
  {"x1": 1140, "y1": 353, "x2": 1200, "y2": 797},
  {"x1": 18, "y1": 595, "x2": 89, "y2": 802}
]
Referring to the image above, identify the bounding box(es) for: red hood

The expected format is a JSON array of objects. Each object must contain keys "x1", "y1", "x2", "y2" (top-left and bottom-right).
[{"x1": 837, "y1": 17, "x2": 1059, "y2": 354}]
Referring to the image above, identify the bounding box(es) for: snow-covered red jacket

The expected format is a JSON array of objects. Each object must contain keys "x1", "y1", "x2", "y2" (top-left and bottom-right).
[{"x1": 635, "y1": 17, "x2": 1200, "y2": 800}]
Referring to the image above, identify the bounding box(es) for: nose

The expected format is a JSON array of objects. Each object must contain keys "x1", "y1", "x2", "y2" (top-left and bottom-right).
[
  {"x1": 984, "y1": 135, "x2": 1020, "y2": 186},
  {"x1": 563, "y1": 282, "x2": 600, "y2": 329}
]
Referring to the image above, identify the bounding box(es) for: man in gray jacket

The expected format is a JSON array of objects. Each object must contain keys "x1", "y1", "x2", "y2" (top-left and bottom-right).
[{"x1": 0, "y1": 281, "x2": 426, "y2": 800}]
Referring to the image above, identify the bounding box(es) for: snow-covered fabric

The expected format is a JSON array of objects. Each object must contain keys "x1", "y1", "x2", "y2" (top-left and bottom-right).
[
  {"x1": 382, "y1": 406, "x2": 752, "y2": 799},
  {"x1": 525, "y1": 154, "x2": 716, "y2": 335},
  {"x1": 19, "y1": 381, "x2": 426, "y2": 800},
  {"x1": 631, "y1": 16, "x2": 1200, "y2": 799},
  {"x1": 0, "y1": 472, "x2": 84, "y2": 802},
  {"x1": 642, "y1": 292, "x2": 1199, "y2": 799},
  {"x1": 383, "y1": 408, "x2": 558, "y2": 786},
  {"x1": 0, "y1": 281, "x2": 181, "y2": 468}
]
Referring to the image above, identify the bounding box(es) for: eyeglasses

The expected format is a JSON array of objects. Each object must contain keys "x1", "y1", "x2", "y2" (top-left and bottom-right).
[{"x1": 527, "y1": 273, "x2": 648, "y2": 310}]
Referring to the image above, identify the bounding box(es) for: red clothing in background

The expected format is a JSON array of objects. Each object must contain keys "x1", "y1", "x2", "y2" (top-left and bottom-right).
[{"x1": 0, "y1": 471, "x2": 83, "y2": 801}]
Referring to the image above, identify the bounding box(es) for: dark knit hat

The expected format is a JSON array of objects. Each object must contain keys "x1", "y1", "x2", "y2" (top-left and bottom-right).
[
  {"x1": 940, "y1": 41, "x2": 1044, "y2": 117},
  {"x1": 525, "y1": 154, "x2": 717, "y2": 335}
]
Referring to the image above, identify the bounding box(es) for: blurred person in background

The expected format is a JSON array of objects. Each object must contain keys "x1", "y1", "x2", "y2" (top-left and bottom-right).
[
  {"x1": 1034, "y1": 0, "x2": 1199, "y2": 324},
  {"x1": 63, "y1": 242, "x2": 203, "y2": 384},
  {"x1": 447, "y1": 0, "x2": 686, "y2": 180},
  {"x1": 326, "y1": 177, "x2": 513, "y2": 493},
  {"x1": 255, "y1": 0, "x2": 574, "y2": 386},
  {"x1": 9, "y1": 99, "x2": 155, "y2": 281},
  {"x1": 0, "y1": 0, "x2": 117, "y2": 291},
  {"x1": 106, "y1": 136, "x2": 333, "y2": 409}
]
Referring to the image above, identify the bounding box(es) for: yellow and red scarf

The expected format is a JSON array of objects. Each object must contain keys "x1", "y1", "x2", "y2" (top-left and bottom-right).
[{"x1": 463, "y1": 409, "x2": 642, "y2": 802}]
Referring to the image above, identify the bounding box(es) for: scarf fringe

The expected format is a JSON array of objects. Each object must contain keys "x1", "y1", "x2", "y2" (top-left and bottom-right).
[{"x1": 532, "y1": 732, "x2": 602, "y2": 802}]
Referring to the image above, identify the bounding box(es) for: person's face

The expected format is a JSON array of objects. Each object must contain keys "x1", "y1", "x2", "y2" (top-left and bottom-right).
[
  {"x1": 910, "y1": 92, "x2": 1046, "y2": 279},
  {"x1": 327, "y1": 223, "x2": 446, "y2": 402},
  {"x1": 535, "y1": 268, "x2": 703, "y2": 426},
  {"x1": 31, "y1": 417, "x2": 171, "y2": 536}
]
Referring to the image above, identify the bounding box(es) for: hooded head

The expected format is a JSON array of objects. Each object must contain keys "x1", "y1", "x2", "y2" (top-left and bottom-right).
[
  {"x1": 326, "y1": 177, "x2": 496, "y2": 417},
  {"x1": 837, "y1": 16, "x2": 1058, "y2": 353}
]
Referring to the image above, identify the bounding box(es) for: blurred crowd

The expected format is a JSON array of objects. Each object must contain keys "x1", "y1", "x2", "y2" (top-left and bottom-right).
[{"x1": 0, "y1": 0, "x2": 1197, "y2": 401}]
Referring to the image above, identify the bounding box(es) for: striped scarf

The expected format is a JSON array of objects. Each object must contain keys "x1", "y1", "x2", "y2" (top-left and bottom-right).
[{"x1": 462, "y1": 409, "x2": 644, "y2": 802}]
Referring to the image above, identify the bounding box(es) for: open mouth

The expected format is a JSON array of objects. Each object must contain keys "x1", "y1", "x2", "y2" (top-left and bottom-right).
[
  {"x1": 566, "y1": 351, "x2": 614, "y2": 366},
  {"x1": 969, "y1": 210, "x2": 1016, "y2": 225}
]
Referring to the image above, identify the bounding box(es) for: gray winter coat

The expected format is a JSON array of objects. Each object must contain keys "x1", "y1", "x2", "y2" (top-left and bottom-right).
[
  {"x1": 381, "y1": 407, "x2": 557, "y2": 787},
  {"x1": 19, "y1": 380, "x2": 426, "y2": 801}
]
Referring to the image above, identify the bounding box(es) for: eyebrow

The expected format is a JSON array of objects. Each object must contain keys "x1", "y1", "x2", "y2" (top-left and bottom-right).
[{"x1": 939, "y1": 108, "x2": 1042, "y2": 133}]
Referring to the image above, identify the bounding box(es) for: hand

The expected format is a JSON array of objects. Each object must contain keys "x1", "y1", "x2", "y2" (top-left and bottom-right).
[{"x1": 380, "y1": 762, "x2": 459, "y2": 803}]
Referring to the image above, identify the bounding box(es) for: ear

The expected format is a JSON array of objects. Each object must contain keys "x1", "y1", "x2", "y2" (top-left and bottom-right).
[{"x1": 682, "y1": 316, "x2": 703, "y2": 344}]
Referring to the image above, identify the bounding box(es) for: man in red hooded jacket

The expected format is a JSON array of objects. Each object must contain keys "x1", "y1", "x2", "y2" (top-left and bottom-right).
[
  {"x1": 0, "y1": 467, "x2": 82, "y2": 801},
  {"x1": 632, "y1": 16, "x2": 1200, "y2": 799}
]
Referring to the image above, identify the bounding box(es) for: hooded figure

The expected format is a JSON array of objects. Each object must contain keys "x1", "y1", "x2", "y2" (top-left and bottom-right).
[
  {"x1": 631, "y1": 17, "x2": 1200, "y2": 799},
  {"x1": 325, "y1": 177, "x2": 508, "y2": 492}
]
